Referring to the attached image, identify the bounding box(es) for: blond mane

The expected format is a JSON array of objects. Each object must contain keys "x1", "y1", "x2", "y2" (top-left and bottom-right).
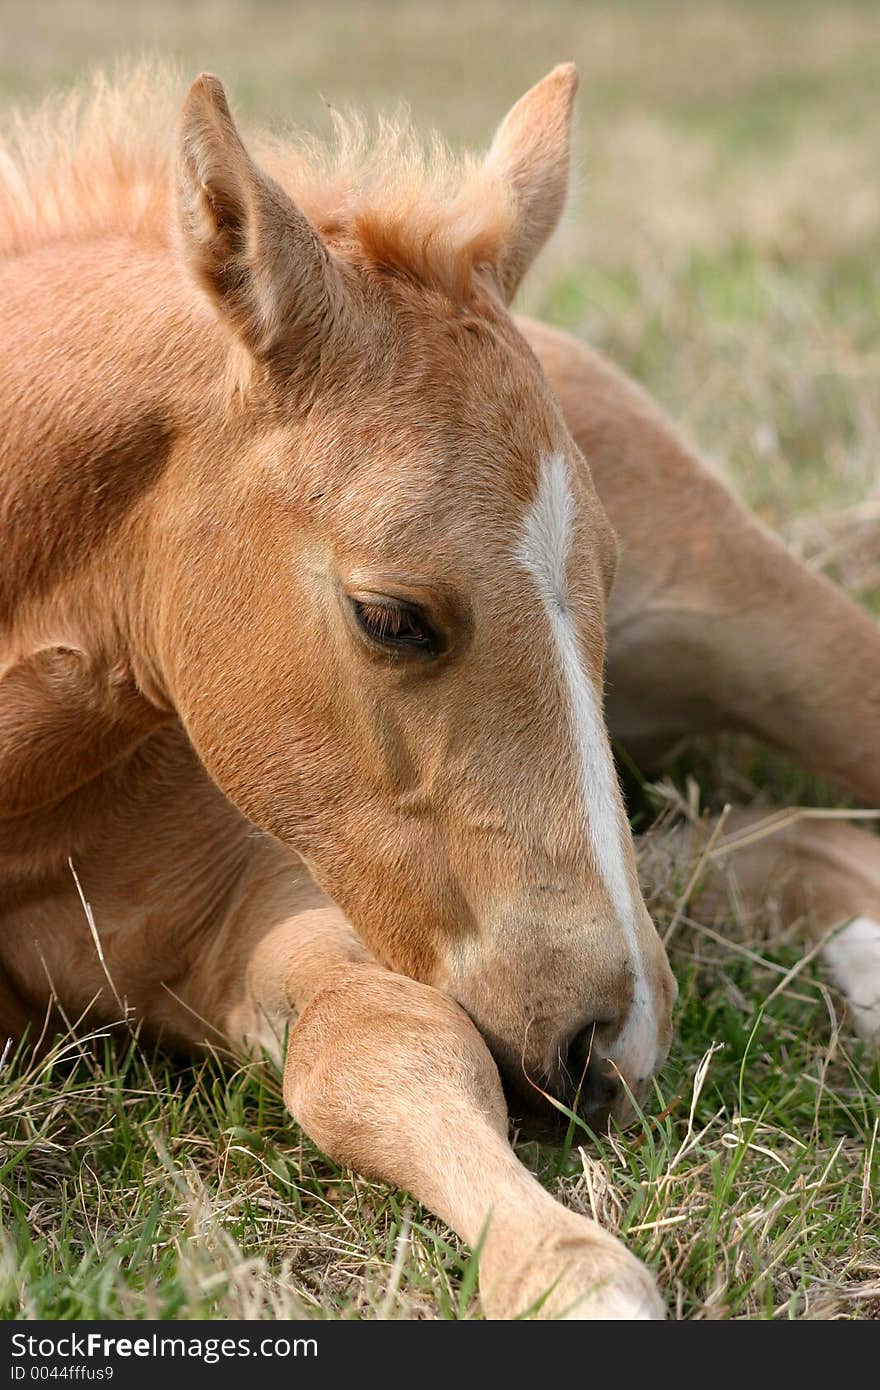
[{"x1": 0, "y1": 62, "x2": 514, "y2": 298}]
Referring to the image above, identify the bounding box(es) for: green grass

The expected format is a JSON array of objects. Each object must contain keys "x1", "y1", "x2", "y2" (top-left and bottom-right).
[
  {"x1": 3, "y1": 938, "x2": 877, "y2": 1319},
  {"x1": 1, "y1": 0, "x2": 879, "y2": 1320}
]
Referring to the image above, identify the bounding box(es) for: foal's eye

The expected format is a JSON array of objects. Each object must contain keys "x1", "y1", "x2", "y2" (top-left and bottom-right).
[{"x1": 349, "y1": 598, "x2": 441, "y2": 656}]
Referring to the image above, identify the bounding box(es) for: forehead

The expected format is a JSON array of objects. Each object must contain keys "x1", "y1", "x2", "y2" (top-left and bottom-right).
[{"x1": 309, "y1": 290, "x2": 604, "y2": 557}]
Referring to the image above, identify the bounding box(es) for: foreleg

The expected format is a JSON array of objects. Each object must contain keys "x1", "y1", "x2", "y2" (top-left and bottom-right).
[
  {"x1": 194, "y1": 843, "x2": 663, "y2": 1318},
  {"x1": 284, "y1": 961, "x2": 664, "y2": 1319}
]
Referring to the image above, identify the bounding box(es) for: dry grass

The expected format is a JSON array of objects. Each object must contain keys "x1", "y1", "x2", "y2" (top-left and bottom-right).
[
  {"x1": 1, "y1": 0, "x2": 878, "y2": 1320},
  {"x1": 3, "y1": 810, "x2": 878, "y2": 1321}
]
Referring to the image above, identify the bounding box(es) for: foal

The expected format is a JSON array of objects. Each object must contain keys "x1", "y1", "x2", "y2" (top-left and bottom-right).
[{"x1": 1, "y1": 64, "x2": 878, "y2": 1319}]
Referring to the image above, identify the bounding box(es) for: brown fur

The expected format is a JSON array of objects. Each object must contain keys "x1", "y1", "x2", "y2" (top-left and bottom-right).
[
  {"x1": 2, "y1": 66, "x2": 878, "y2": 1319},
  {"x1": 0, "y1": 62, "x2": 514, "y2": 299}
]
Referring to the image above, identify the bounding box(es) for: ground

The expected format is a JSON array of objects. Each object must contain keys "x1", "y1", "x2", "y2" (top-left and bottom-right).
[{"x1": 1, "y1": 0, "x2": 878, "y2": 1320}]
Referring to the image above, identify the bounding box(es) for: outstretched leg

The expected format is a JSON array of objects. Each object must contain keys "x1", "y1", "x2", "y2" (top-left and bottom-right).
[
  {"x1": 642, "y1": 807, "x2": 880, "y2": 1044},
  {"x1": 284, "y1": 960, "x2": 662, "y2": 1319},
  {"x1": 522, "y1": 318, "x2": 880, "y2": 806},
  {"x1": 198, "y1": 839, "x2": 664, "y2": 1320}
]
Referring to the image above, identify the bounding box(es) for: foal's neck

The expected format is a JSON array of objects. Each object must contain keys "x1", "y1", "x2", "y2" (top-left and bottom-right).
[
  {"x1": 0, "y1": 238, "x2": 222, "y2": 653},
  {"x1": 0, "y1": 238, "x2": 226, "y2": 811}
]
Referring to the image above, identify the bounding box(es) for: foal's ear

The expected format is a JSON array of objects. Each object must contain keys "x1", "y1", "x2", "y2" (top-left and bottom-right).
[
  {"x1": 176, "y1": 74, "x2": 340, "y2": 364},
  {"x1": 485, "y1": 64, "x2": 579, "y2": 303}
]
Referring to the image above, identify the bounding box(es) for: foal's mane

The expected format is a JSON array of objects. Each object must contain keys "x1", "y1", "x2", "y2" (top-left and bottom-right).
[{"x1": 0, "y1": 63, "x2": 515, "y2": 298}]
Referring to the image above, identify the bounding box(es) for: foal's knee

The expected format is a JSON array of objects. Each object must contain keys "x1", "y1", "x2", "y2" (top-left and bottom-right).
[{"x1": 283, "y1": 963, "x2": 508, "y2": 1179}]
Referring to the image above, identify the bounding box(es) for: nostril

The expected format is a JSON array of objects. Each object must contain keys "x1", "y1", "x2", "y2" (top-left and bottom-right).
[
  {"x1": 561, "y1": 1022, "x2": 622, "y2": 1116},
  {"x1": 566, "y1": 1019, "x2": 617, "y2": 1074},
  {"x1": 564, "y1": 1020, "x2": 597, "y2": 1073}
]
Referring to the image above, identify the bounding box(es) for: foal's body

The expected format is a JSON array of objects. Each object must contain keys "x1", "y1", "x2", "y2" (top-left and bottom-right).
[
  {"x1": 5, "y1": 311, "x2": 880, "y2": 1045},
  {"x1": 2, "y1": 68, "x2": 879, "y2": 1318}
]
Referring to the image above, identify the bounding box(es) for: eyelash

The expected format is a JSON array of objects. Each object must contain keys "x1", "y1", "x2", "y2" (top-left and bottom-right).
[{"x1": 350, "y1": 598, "x2": 439, "y2": 654}]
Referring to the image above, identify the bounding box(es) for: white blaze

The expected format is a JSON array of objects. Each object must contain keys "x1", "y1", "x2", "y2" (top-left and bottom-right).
[{"x1": 516, "y1": 450, "x2": 656, "y2": 1077}]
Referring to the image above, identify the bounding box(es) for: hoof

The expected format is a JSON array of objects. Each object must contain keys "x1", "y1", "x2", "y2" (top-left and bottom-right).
[{"x1": 480, "y1": 1216, "x2": 665, "y2": 1320}]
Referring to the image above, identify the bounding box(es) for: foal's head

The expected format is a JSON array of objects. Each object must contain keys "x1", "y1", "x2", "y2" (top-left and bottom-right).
[{"x1": 163, "y1": 66, "x2": 676, "y2": 1125}]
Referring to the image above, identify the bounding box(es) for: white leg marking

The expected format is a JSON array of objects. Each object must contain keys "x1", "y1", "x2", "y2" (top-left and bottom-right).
[
  {"x1": 823, "y1": 917, "x2": 880, "y2": 1043},
  {"x1": 517, "y1": 452, "x2": 656, "y2": 1076}
]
